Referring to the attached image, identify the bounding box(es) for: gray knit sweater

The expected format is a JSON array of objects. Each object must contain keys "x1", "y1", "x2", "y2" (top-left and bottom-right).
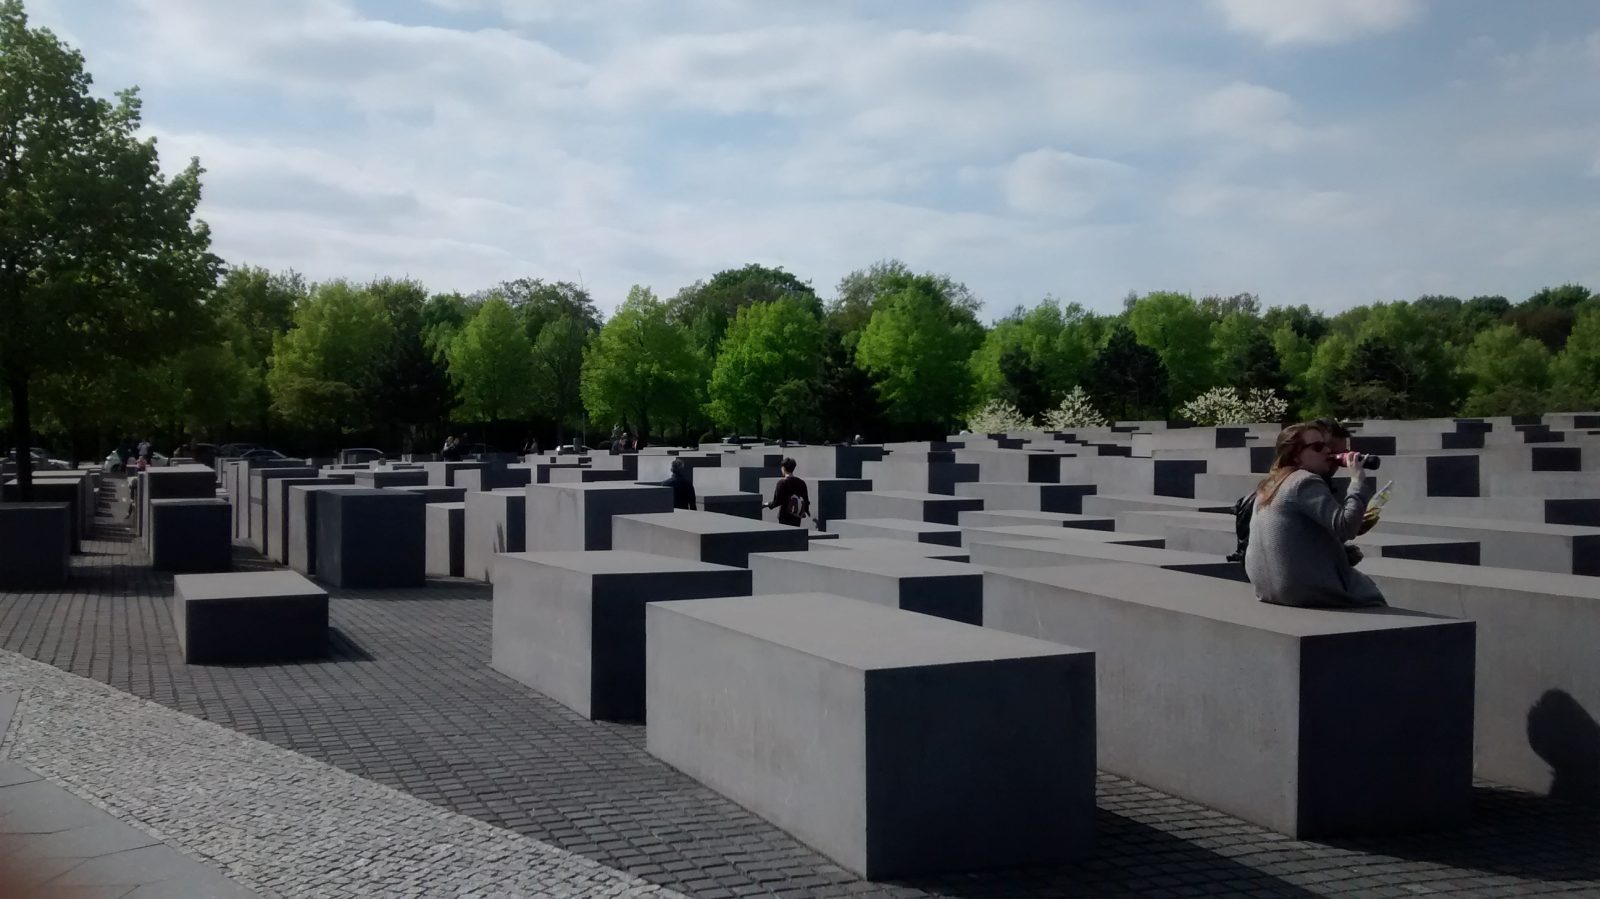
[{"x1": 1244, "y1": 468, "x2": 1386, "y2": 608}]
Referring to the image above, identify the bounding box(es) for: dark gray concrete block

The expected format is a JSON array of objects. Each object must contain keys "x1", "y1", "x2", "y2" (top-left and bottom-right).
[
  {"x1": 612, "y1": 510, "x2": 809, "y2": 568},
  {"x1": 968, "y1": 536, "x2": 1247, "y2": 580},
  {"x1": 811, "y1": 537, "x2": 971, "y2": 562},
  {"x1": 248, "y1": 466, "x2": 316, "y2": 554},
  {"x1": 1362, "y1": 557, "x2": 1600, "y2": 804},
  {"x1": 1426, "y1": 455, "x2": 1480, "y2": 497},
  {"x1": 426, "y1": 501, "x2": 465, "y2": 578},
  {"x1": 983, "y1": 562, "x2": 1474, "y2": 837},
  {"x1": 492, "y1": 550, "x2": 752, "y2": 721},
  {"x1": 464, "y1": 489, "x2": 527, "y2": 582},
  {"x1": 960, "y1": 524, "x2": 1166, "y2": 550},
  {"x1": 266, "y1": 475, "x2": 353, "y2": 564},
  {"x1": 2, "y1": 478, "x2": 85, "y2": 553},
  {"x1": 421, "y1": 461, "x2": 487, "y2": 487},
  {"x1": 352, "y1": 469, "x2": 430, "y2": 489},
  {"x1": 173, "y1": 570, "x2": 328, "y2": 664},
  {"x1": 700, "y1": 492, "x2": 762, "y2": 519},
  {"x1": 149, "y1": 499, "x2": 231, "y2": 573},
  {"x1": 830, "y1": 517, "x2": 964, "y2": 546},
  {"x1": 138, "y1": 466, "x2": 217, "y2": 545},
  {"x1": 402, "y1": 485, "x2": 469, "y2": 504},
  {"x1": 286, "y1": 485, "x2": 366, "y2": 576},
  {"x1": 524, "y1": 482, "x2": 675, "y2": 552},
  {"x1": 956, "y1": 509, "x2": 1118, "y2": 531},
  {"x1": 0, "y1": 502, "x2": 70, "y2": 588},
  {"x1": 749, "y1": 549, "x2": 984, "y2": 624},
  {"x1": 844, "y1": 491, "x2": 984, "y2": 526},
  {"x1": 646, "y1": 593, "x2": 1095, "y2": 878},
  {"x1": 1379, "y1": 515, "x2": 1600, "y2": 576},
  {"x1": 314, "y1": 488, "x2": 426, "y2": 588}
]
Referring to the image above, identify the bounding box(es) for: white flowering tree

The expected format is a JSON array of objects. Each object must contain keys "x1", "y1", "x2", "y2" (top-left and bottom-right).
[
  {"x1": 1176, "y1": 387, "x2": 1287, "y2": 425},
  {"x1": 1040, "y1": 385, "x2": 1107, "y2": 430},
  {"x1": 965, "y1": 399, "x2": 1034, "y2": 434}
]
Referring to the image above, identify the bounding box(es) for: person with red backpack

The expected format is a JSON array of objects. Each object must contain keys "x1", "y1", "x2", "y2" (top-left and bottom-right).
[{"x1": 767, "y1": 457, "x2": 810, "y2": 527}]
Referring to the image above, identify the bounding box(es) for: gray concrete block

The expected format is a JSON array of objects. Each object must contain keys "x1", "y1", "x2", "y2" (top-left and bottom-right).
[
  {"x1": 968, "y1": 536, "x2": 1248, "y2": 580},
  {"x1": 314, "y1": 488, "x2": 426, "y2": 588},
  {"x1": 401, "y1": 485, "x2": 469, "y2": 504},
  {"x1": 860, "y1": 459, "x2": 979, "y2": 495},
  {"x1": 464, "y1": 489, "x2": 526, "y2": 582},
  {"x1": 286, "y1": 485, "x2": 365, "y2": 576},
  {"x1": 749, "y1": 549, "x2": 984, "y2": 624},
  {"x1": 492, "y1": 550, "x2": 752, "y2": 720},
  {"x1": 829, "y1": 517, "x2": 965, "y2": 546},
  {"x1": 1362, "y1": 557, "x2": 1600, "y2": 803},
  {"x1": 954, "y1": 481, "x2": 1098, "y2": 514},
  {"x1": 956, "y1": 509, "x2": 1117, "y2": 531},
  {"x1": 173, "y1": 570, "x2": 327, "y2": 664},
  {"x1": 0, "y1": 502, "x2": 70, "y2": 588},
  {"x1": 844, "y1": 490, "x2": 983, "y2": 526},
  {"x1": 266, "y1": 475, "x2": 354, "y2": 564},
  {"x1": 547, "y1": 467, "x2": 636, "y2": 483},
  {"x1": 700, "y1": 492, "x2": 762, "y2": 519},
  {"x1": 646, "y1": 593, "x2": 1095, "y2": 878},
  {"x1": 1377, "y1": 515, "x2": 1600, "y2": 575},
  {"x1": 960, "y1": 524, "x2": 1166, "y2": 550},
  {"x1": 149, "y1": 498, "x2": 231, "y2": 573},
  {"x1": 1081, "y1": 494, "x2": 1235, "y2": 517},
  {"x1": 984, "y1": 562, "x2": 1474, "y2": 837},
  {"x1": 421, "y1": 461, "x2": 487, "y2": 487},
  {"x1": 524, "y1": 482, "x2": 674, "y2": 552},
  {"x1": 352, "y1": 468, "x2": 430, "y2": 488},
  {"x1": 810, "y1": 537, "x2": 971, "y2": 562},
  {"x1": 612, "y1": 510, "x2": 809, "y2": 568},
  {"x1": 138, "y1": 466, "x2": 216, "y2": 545},
  {"x1": 426, "y1": 501, "x2": 465, "y2": 578},
  {"x1": 248, "y1": 467, "x2": 316, "y2": 554}
]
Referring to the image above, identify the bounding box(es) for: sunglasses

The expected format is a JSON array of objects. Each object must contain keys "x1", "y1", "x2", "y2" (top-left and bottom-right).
[{"x1": 1302, "y1": 441, "x2": 1329, "y2": 453}]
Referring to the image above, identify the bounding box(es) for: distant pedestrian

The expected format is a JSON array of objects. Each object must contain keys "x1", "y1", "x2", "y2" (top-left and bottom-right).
[
  {"x1": 441, "y1": 435, "x2": 462, "y2": 462},
  {"x1": 766, "y1": 457, "x2": 810, "y2": 527},
  {"x1": 661, "y1": 458, "x2": 697, "y2": 511}
]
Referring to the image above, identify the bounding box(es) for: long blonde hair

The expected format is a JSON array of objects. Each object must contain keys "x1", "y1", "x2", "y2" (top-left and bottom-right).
[{"x1": 1255, "y1": 423, "x2": 1324, "y2": 506}]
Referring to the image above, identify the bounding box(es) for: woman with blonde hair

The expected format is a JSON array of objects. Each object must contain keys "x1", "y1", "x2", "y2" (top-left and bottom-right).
[{"x1": 1244, "y1": 422, "x2": 1386, "y2": 608}]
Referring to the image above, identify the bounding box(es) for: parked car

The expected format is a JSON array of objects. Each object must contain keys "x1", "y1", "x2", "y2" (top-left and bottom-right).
[
  {"x1": 339, "y1": 448, "x2": 386, "y2": 465},
  {"x1": 8, "y1": 447, "x2": 70, "y2": 471},
  {"x1": 217, "y1": 442, "x2": 259, "y2": 457},
  {"x1": 239, "y1": 448, "x2": 290, "y2": 461}
]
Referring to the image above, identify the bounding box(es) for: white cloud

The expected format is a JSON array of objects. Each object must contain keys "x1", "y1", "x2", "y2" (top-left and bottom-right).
[
  {"x1": 1212, "y1": 0, "x2": 1425, "y2": 46},
  {"x1": 1190, "y1": 82, "x2": 1316, "y2": 152},
  {"x1": 1000, "y1": 149, "x2": 1133, "y2": 218}
]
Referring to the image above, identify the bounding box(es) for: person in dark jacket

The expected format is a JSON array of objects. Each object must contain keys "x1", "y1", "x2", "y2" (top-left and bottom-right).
[
  {"x1": 767, "y1": 457, "x2": 810, "y2": 526},
  {"x1": 661, "y1": 458, "x2": 697, "y2": 510}
]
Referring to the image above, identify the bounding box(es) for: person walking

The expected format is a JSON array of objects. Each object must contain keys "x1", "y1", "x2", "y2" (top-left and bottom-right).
[
  {"x1": 661, "y1": 458, "x2": 697, "y2": 511},
  {"x1": 766, "y1": 457, "x2": 810, "y2": 527}
]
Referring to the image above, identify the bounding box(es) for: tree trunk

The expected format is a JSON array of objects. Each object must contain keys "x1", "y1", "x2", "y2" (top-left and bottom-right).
[{"x1": 8, "y1": 371, "x2": 33, "y2": 501}]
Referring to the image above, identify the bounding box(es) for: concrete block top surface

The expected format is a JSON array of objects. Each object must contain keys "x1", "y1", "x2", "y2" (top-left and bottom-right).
[
  {"x1": 966, "y1": 525, "x2": 1165, "y2": 544},
  {"x1": 0, "y1": 501, "x2": 71, "y2": 512},
  {"x1": 174, "y1": 570, "x2": 326, "y2": 600},
  {"x1": 149, "y1": 498, "x2": 228, "y2": 507},
  {"x1": 500, "y1": 549, "x2": 744, "y2": 576},
  {"x1": 859, "y1": 490, "x2": 976, "y2": 502},
  {"x1": 990, "y1": 562, "x2": 1467, "y2": 637},
  {"x1": 838, "y1": 518, "x2": 963, "y2": 533},
  {"x1": 1381, "y1": 514, "x2": 1600, "y2": 536},
  {"x1": 616, "y1": 509, "x2": 797, "y2": 535},
  {"x1": 814, "y1": 538, "x2": 968, "y2": 558},
  {"x1": 750, "y1": 549, "x2": 978, "y2": 578},
  {"x1": 654, "y1": 592, "x2": 1087, "y2": 669},
  {"x1": 970, "y1": 537, "x2": 1218, "y2": 566},
  {"x1": 1361, "y1": 556, "x2": 1600, "y2": 596},
  {"x1": 534, "y1": 481, "x2": 672, "y2": 494}
]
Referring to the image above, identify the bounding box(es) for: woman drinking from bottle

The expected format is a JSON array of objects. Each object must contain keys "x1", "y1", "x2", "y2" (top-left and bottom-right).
[{"x1": 1244, "y1": 422, "x2": 1387, "y2": 608}]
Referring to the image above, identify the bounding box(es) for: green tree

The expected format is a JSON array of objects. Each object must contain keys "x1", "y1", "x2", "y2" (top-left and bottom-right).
[
  {"x1": 1086, "y1": 324, "x2": 1169, "y2": 420},
  {"x1": 266, "y1": 281, "x2": 393, "y2": 439},
  {"x1": 1460, "y1": 326, "x2": 1552, "y2": 416},
  {"x1": 1550, "y1": 307, "x2": 1600, "y2": 411},
  {"x1": 706, "y1": 298, "x2": 824, "y2": 439},
  {"x1": 210, "y1": 266, "x2": 304, "y2": 437},
  {"x1": 366, "y1": 278, "x2": 454, "y2": 452},
  {"x1": 0, "y1": 1, "x2": 218, "y2": 493},
  {"x1": 1212, "y1": 312, "x2": 1286, "y2": 395},
  {"x1": 855, "y1": 274, "x2": 984, "y2": 430},
  {"x1": 581, "y1": 286, "x2": 698, "y2": 442},
  {"x1": 669, "y1": 264, "x2": 821, "y2": 359},
  {"x1": 1335, "y1": 302, "x2": 1467, "y2": 418},
  {"x1": 1507, "y1": 284, "x2": 1596, "y2": 351},
  {"x1": 447, "y1": 296, "x2": 536, "y2": 425},
  {"x1": 1127, "y1": 292, "x2": 1217, "y2": 404}
]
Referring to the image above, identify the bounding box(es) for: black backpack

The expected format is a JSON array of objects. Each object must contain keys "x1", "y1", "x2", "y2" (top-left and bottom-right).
[{"x1": 1227, "y1": 493, "x2": 1253, "y2": 563}]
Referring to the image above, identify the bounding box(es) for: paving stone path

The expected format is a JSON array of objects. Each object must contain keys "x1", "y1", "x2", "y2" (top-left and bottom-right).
[{"x1": 0, "y1": 486, "x2": 1597, "y2": 897}]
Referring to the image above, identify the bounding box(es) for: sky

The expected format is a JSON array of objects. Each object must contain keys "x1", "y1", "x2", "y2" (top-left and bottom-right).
[{"x1": 26, "y1": 0, "x2": 1600, "y2": 320}]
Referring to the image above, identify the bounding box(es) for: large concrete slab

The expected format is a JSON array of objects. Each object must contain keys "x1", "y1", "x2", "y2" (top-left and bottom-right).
[
  {"x1": 811, "y1": 537, "x2": 971, "y2": 562},
  {"x1": 821, "y1": 517, "x2": 964, "y2": 547},
  {"x1": 954, "y1": 481, "x2": 1098, "y2": 514},
  {"x1": 266, "y1": 475, "x2": 354, "y2": 564},
  {"x1": 646, "y1": 593, "x2": 1095, "y2": 878},
  {"x1": 286, "y1": 484, "x2": 365, "y2": 576},
  {"x1": 968, "y1": 536, "x2": 1247, "y2": 580},
  {"x1": 173, "y1": 571, "x2": 328, "y2": 664},
  {"x1": 843, "y1": 491, "x2": 984, "y2": 526},
  {"x1": 149, "y1": 498, "x2": 231, "y2": 573},
  {"x1": 1361, "y1": 557, "x2": 1600, "y2": 804},
  {"x1": 315, "y1": 488, "x2": 426, "y2": 588},
  {"x1": 956, "y1": 509, "x2": 1117, "y2": 531},
  {"x1": 524, "y1": 482, "x2": 674, "y2": 552},
  {"x1": 352, "y1": 469, "x2": 430, "y2": 489},
  {"x1": 492, "y1": 550, "x2": 751, "y2": 720},
  {"x1": 749, "y1": 549, "x2": 984, "y2": 624},
  {"x1": 984, "y1": 563, "x2": 1474, "y2": 837},
  {"x1": 959, "y1": 524, "x2": 1166, "y2": 550},
  {"x1": 248, "y1": 466, "x2": 316, "y2": 554},
  {"x1": 612, "y1": 510, "x2": 809, "y2": 568},
  {"x1": 0, "y1": 502, "x2": 70, "y2": 588},
  {"x1": 1376, "y1": 515, "x2": 1600, "y2": 576},
  {"x1": 425, "y1": 501, "x2": 466, "y2": 578},
  {"x1": 464, "y1": 489, "x2": 527, "y2": 582}
]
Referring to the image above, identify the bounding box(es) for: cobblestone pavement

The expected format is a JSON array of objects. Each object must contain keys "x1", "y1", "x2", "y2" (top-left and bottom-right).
[{"x1": 1, "y1": 489, "x2": 1597, "y2": 897}]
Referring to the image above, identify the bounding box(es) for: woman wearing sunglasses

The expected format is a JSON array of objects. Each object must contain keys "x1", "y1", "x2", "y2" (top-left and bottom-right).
[{"x1": 1244, "y1": 422, "x2": 1386, "y2": 608}]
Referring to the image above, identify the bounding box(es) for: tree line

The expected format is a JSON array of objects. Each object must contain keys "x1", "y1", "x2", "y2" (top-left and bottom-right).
[{"x1": 5, "y1": 1, "x2": 1600, "y2": 489}]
